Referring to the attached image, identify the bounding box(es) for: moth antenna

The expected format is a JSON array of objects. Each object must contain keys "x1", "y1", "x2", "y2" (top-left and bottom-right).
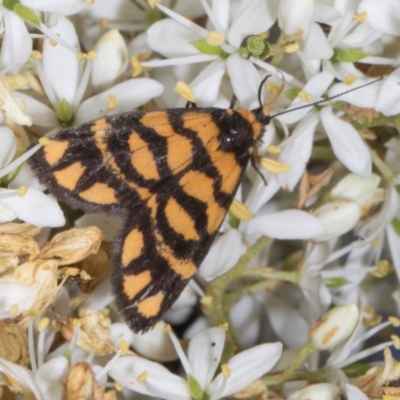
[{"x1": 270, "y1": 77, "x2": 382, "y2": 119}]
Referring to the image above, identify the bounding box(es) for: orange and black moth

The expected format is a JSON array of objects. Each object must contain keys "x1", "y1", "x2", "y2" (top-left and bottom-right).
[{"x1": 28, "y1": 82, "x2": 272, "y2": 333}]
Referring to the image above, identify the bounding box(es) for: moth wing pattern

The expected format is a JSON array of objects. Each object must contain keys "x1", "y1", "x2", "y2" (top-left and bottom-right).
[{"x1": 29, "y1": 108, "x2": 259, "y2": 332}]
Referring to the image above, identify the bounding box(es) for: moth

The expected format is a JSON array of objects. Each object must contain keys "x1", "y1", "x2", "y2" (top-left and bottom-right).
[{"x1": 28, "y1": 76, "x2": 370, "y2": 332}]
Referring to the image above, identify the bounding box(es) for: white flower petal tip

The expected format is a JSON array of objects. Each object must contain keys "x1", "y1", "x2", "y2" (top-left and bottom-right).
[
  {"x1": 199, "y1": 229, "x2": 246, "y2": 281},
  {"x1": 0, "y1": 189, "x2": 65, "y2": 227},
  {"x1": 210, "y1": 342, "x2": 283, "y2": 398},
  {"x1": 278, "y1": 0, "x2": 315, "y2": 35},
  {"x1": 131, "y1": 322, "x2": 178, "y2": 362},
  {"x1": 330, "y1": 173, "x2": 381, "y2": 207},
  {"x1": 246, "y1": 210, "x2": 325, "y2": 240},
  {"x1": 312, "y1": 200, "x2": 361, "y2": 241},
  {"x1": 320, "y1": 107, "x2": 371, "y2": 178},
  {"x1": 310, "y1": 303, "x2": 359, "y2": 350},
  {"x1": 91, "y1": 29, "x2": 129, "y2": 92},
  {"x1": 287, "y1": 383, "x2": 340, "y2": 400}
]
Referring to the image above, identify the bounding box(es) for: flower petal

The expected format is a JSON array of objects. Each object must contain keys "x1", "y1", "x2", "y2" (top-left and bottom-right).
[
  {"x1": 246, "y1": 210, "x2": 325, "y2": 240},
  {"x1": 209, "y1": 342, "x2": 282, "y2": 399},
  {"x1": 75, "y1": 78, "x2": 164, "y2": 123},
  {"x1": 0, "y1": 126, "x2": 16, "y2": 168},
  {"x1": 320, "y1": 107, "x2": 371, "y2": 177},
  {"x1": 0, "y1": 188, "x2": 65, "y2": 227},
  {"x1": 188, "y1": 327, "x2": 225, "y2": 390},
  {"x1": 109, "y1": 356, "x2": 189, "y2": 400},
  {"x1": 199, "y1": 229, "x2": 246, "y2": 281}
]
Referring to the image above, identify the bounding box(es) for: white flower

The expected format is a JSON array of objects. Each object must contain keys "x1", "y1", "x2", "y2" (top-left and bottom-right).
[
  {"x1": 144, "y1": 0, "x2": 278, "y2": 107},
  {"x1": 16, "y1": 15, "x2": 163, "y2": 133},
  {"x1": 0, "y1": 127, "x2": 64, "y2": 226},
  {"x1": 109, "y1": 327, "x2": 282, "y2": 400}
]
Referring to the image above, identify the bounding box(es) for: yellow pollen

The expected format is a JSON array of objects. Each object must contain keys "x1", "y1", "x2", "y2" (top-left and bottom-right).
[
  {"x1": 219, "y1": 322, "x2": 228, "y2": 331},
  {"x1": 298, "y1": 91, "x2": 312, "y2": 102},
  {"x1": 38, "y1": 317, "x2": 50, "y2": 332},
  {"x1": 266, "y1": 82, "x2": 280, "y2": 95},
  {"x1": 49, "y1": 39, "x2": 57, "y2": 47},
  {"x1": 354, "y1": 12, "x2": 367, "y2": 22},
  {"x1": 120, "y1": 340, "x2": 129, "y2": 355},
  {"x1": 108, "y1": 95, "x2": 117, "y2": 110},
  {"x1": 114, "y1": 382, "x2": 123, "y2": 391},
  {"x1": 389, "y1": 316, "x2": 400, "y2": 327},
  {"x1": 0, "y1": 99, "x2": 4, "y2": 107},
  {"x1": 131, "y1": 56, "x2": 142, "y2": 77},
  {"x1": 137, "y1": 371, "x2": 148, "y2": 383},
  {"x1": 85, "y1": 51, "x2": 96, "y2": 60},
  {"x1": 31, "y1": 50, "x2": 42, "y2": 59},
  {"x1": 372, "y1": 260, "x2": 390, "y2": 277},
  {"x1": 260, "y1": 157, "x2": 291, "y2": 174},
  {"x1": 200, "y1": 295, "x2": 213, "y2": 306},
  {"x1": 207, "y1": 31, "x2": 225, "y2": 46},
  {"x1": 284, "y1": 42, "x2": 299, "y2": 53},
  {"x1": 345, "y1": 75, "x2": 357, "y2": 85},
  {"x1": 391, "y1": 335, "x2": 400, "y2": 349},
  {"x1": 230, "y1": 199, "x2": 252, "y2": 221},
  {"x1": 174, "y1": 81, "x2": 196, "y2": 103},
  {"x1": 164, "y1": 323, "x2": 172, "y2": 332},
  {"x1": 267, "y1": 145, "x2": 281, "y2": 155},
  {"x1": 221, "y1": 364, "x2": 231, "y2": 378},
  {"x1": 99, "y1": 18, "x2": 108, "y2": 29},
  {"x1": 85, "y1": 0, "x2": 95, "y2": 4},
  {"x1": 76, "y1": 51, "x2": 85, "y2": 60},
  {"x1": 39, "y1": 137, "x2": 50, "y2": 146},
  {"x1": 8, "y1": 304, "x2": 18, "y2": 317},
  {"x1": 65, "y1": 267, "x2": 80, "y2": 276},
  {"x1": 148, "y1": 0, "x2": 160, "y2": 8},
  {"x1": 80, "y1": 270, "x2": 91, "y2": 280},
  {"x1": 18, "y1": 186, "x2": 28, "y2": 197}
]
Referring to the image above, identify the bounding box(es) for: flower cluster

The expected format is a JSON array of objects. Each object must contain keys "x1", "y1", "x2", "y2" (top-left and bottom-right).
[{"x1": 0, "y1": 0, "x2": 400, "y2": 399}]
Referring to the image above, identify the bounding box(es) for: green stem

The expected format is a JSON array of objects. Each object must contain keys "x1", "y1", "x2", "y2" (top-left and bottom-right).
[
  {"x1": 203, "y1": 236, "x2": 271, "y2": 360},
  {"x1": 369, "y1": 147, "x2": 398, "y2": 185},
  {"x1": 263, "y1": 342, "x2": 316, "y2": 386}
]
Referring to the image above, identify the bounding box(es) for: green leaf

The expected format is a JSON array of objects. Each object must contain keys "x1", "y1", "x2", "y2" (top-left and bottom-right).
[
  {"x1": 392, "y1": 217, "x2": 400, "y2": 236},
  {"x1": 192, "y1": 39, "x2": 226, "y2": 56},
  {"x1": 187, "y1": 375, "x2": 205, "y2": 400},
  {"x1": 325, "y1": 277, "x2": 349, "y2": 288},
  {"x1": 285, "y1": 88, "x2": 301, "y2": 100},
  {"x1": 56, "y1": 100, "x2": 75, "y2": 128},
  {"x1": 342, "y1": 363, "x2": 372, "y2": 378},
  {"x1": 331, "y1": 48, "x2": 370, "y2": 63}
]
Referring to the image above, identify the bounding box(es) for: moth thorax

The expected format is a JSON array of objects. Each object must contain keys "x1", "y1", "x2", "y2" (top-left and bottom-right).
[
  {"x1": 238, "y1": 109, "x2": 265, "y2": 140},
  {"x1": 218, "y1": 110, "x2": 255, "y2": 152}
]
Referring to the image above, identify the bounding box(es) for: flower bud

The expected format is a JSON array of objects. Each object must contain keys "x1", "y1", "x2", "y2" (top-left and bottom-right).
[
  {"x1": 287, "y1": 383, "x2": 340, "y2": 400},
  {"x1": 330, "y1": 173, "x2": 381, "y2": 206},
  {"x1": 312, "y1": 200, "x2": 361, "y2": 241},
  {"x1": 310, "y1": 304, "x2": 359, "y2": 350}
]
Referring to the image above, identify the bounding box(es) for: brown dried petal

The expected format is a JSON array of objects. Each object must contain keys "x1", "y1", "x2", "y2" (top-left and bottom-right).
[
  {"x1": 0, "y1": 256, "x2": 19, "y2": 274},
  {"x1": 77, "y1": 243, "x2": 111, "y2": 292},
  {"x1": 63, "y1": 362, "x2": 101, "y2": 400},
  {"x1": 40, "y1": 227, "x2": 103, "y2": 265},
  {"x1": 0, "y1": 223, "x2": 40, "y2": 237},
  {"x1": 0, "y1": 233, "x2": 39, "y2": 257},
  {"x1": 0, "y1": 321, "x2": 29, "y2": 365},
  {"x1": 61, "y1": 309, "x2": 116, "y2": 356}
]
